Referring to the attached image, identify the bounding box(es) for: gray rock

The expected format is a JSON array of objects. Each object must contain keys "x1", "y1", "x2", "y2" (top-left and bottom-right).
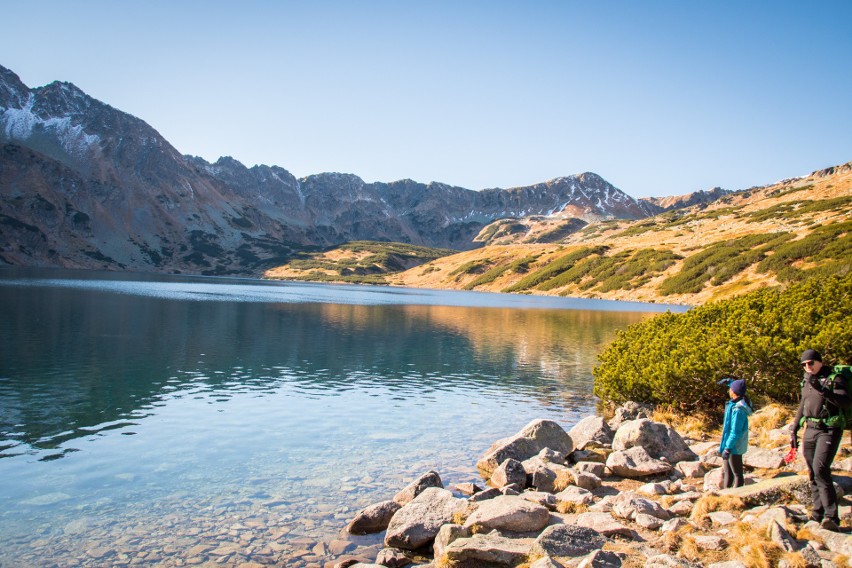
[
  {"x1": 606, "y1": 446, "x2": 673, "y2": 478},
  {"x1": 635, "y1": 513, "x2": 664, "y2": 529},
  {"x1": 524, "y1": 459, "x2": 560, "y2": 493},
  {"x1": 522, "y1": 491, "x2": 559, "y2": 511},
  {"x1": 463, "y1": 495, "x2": 550, "y2": 533},
  {"x1": 393, "y1": 470, "x2": 443, "y2": 506},
  {"x1": 348, "y1": 500, "x2": 402, "y2": 535},
  {"x1": 469, "y1": 487, "x2": 501, "y2": 502},
  {"x1": 375, "y1": 548, "x2": 411, "y2": 568},
  {"x1": 574, "y1": 461, "x2": 607, "y2": 478},
  {"x1": 531, "y1": 556, "x2": 565, "y2": 568},
  {"x1": 537, "y1": 447, "x2": 568, "y2": 464},
  {"x1": 718, "y1": 474, "x2": 810, "y2": 507},
  {"x1": 578, "y1": 550, "x2": 624, "y2": 568},
  {"x1": 440, "y1": 532, "x2": 534, "y2": 567},
  {"x1": 611, "y1": 492, "x2": 670, "y2": 521},
  {"x1": 707, "y1": 511, "x2": 738, "y2": 526},
  {"x1": 643, "y1": 554, "x2": 702, "y2": 567},
  {"x1": 802, "y1": 521, "x2": 852, "y2": 556},
  {"x1": 743, "y1": 447, "x2": 785, "y2": 470},
  {"x1": 708, "y1": 563, "x2": 747, "y2": 568},
  {"x1": 612, "y1": 419, "x2": 698, "y2": 464},
  {"x1": 452, "y1": 482, "x2": 482, "y2": 496},
  {"x1": 660, "y1": 518, "x2": 692, "y2": 533},
  {"x1": 555, "y1": 486, "x2": 595, "y2": 506},
  {"x1": 767, "y1": 519, "x2": 799, "y2": 552},
  {"x1": 798, "y1": 544, "x2": 824, "y2": 568},
  {"x1": 692, "y1": 535, "x2": 727, "y2": 551},
  {"x1": 668, "y1": 500, "x2": 694, "y2": 517},
  {"x1": 637, "y1": 482, "x2": 667, "y2": 496},
  {"x1": 492, "y1": 459, "x2": 527, "y2": 489},
  {"x1": 432, "y1": 524, "x2": 470, "y2": 560},
  {"x1": 576, "y1": 512, "x2": 635, "y2": 539},
  {"x1": 529, "y1": 524, "x2": 607, "y2": 559},
  {"x1": 384, "y1": 487, "x2": 467, "y2": 550},
  {"x1": 675, "y1": 461, "x2": 706, "y2": 479},
  {"x1": 608, "y1": 401, "x2": 653, "y2": 431},
  {"x1": 703, "y1": 467, "x2": 724, "y2": 492},
  {"x1": 477, "y1": 419, "x2": 574, "y2": 477},
  {"x1": 572, "y1": 470, "x2": 602, "y2": 491},
  {"x1": 568, "y1": 416, "x2": 614, "y2": 450}
]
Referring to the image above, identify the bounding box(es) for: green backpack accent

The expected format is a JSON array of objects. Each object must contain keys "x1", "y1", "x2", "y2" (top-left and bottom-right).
[{"x1": 822, "y1": 365, "x2": 852, "y2": 430}]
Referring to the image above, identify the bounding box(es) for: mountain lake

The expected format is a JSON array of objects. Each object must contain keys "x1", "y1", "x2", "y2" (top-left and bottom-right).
[{"x1": 0, "y1": 268, "x2": 687, "y2": 566}]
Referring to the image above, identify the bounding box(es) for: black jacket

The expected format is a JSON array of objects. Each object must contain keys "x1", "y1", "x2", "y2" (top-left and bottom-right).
[{"x1": 792, "y1": 365, "x2": 852, "y2": 430}]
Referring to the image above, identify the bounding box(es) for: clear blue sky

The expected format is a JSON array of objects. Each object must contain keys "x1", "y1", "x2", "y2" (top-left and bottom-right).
[{"x1": 2, "y1": 1, "x2": 851, "y2": 198}]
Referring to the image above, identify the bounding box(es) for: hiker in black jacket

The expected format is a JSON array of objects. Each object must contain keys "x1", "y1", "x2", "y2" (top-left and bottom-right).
[{"x1": 790, "y1": 349, "x2": 852, "y2": 531}]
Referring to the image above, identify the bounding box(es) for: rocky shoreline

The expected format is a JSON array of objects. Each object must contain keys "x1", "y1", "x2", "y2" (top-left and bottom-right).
[{"x1": 332, "y1": 402, "x2": 852, "y2": 568}]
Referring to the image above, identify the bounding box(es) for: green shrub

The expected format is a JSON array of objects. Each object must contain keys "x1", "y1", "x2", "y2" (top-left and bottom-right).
[
  {"x1": 464, "y1": 256, "x2": 538, "y2": 290},
  {"x1": 502, "y1": 246, "x2": 607, "y2": 292},
  {"x1": 593, "y1": 273, "x2": 852, "y2": 412},
  {"x1": 658, "y1": 233, "x2": 792, "y2": 295},
  {"x1": 757, "y1": 220, "x2": 852, "y2": 282}
]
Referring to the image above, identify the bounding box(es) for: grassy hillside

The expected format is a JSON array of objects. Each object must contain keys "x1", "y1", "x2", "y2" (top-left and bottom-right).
[
  {"x1": 264, "y1": 161, "x2": 851, "y2": 305},
  {"x1": 263, "y1": 241, "x2": 456, "y2": 285},
  {"x1": 392, "y1": 161, "x2": 852, "y2": 305}
]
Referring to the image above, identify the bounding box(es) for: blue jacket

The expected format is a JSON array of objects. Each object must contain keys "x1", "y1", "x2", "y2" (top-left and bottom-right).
[{"x1": 720, "y1": 398, "x2": 753, "y2": 455}]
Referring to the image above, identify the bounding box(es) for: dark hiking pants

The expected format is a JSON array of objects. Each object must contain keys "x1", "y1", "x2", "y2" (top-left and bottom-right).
[
  {"x1": 803, "y1": 423, "x2": 843, "y2": 521},
  {"x1": 722, "y1": 453, "x2": 744, "y2": 488}
]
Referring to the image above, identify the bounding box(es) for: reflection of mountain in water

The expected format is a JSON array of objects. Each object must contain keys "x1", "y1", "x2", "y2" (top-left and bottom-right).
[{"x1": 0, "y1": 271, "x2": 649, "y2": 457}]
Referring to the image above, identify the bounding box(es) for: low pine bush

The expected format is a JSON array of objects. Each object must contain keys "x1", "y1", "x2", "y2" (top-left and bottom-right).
[{"x1": 593, "y1": 273, "x2": 852, "y2": 412}]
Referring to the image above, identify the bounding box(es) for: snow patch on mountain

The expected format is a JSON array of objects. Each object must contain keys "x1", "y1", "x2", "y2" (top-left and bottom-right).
[{"x1": 1, "y1": 93, "x2": 100, "y2": 155}]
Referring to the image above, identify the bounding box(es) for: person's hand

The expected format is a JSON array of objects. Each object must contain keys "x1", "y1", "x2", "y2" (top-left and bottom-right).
[
  {"x1": 790, "y1": 433, "x2": 799, "y2": 449},
  {"x1": 721, "y1": 449, "x2": 731, "y2": 460},
  {"x1": 806, "y1": 374, "x2": 824, "y2": 392}
]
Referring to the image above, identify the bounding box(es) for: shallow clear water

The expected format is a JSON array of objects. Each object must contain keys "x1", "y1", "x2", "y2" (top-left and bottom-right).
[{"x1": 0, "y1": 268, "x2": 683, "y2": 566}]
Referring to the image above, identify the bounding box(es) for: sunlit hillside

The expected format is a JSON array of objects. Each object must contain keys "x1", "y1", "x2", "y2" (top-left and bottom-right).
[{"x1": 267, "y1": 161, "x2": 851, "y2": 306}]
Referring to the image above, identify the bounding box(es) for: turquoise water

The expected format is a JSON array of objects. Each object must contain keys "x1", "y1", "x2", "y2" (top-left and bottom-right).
[{"x1": 0, "y1": 268, "x2": 683, "y2": 566}]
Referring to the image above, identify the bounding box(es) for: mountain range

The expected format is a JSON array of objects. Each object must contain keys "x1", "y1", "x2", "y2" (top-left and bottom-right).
[{"x1": 2, "y1": 63, "x2": 708, "y2": 276}]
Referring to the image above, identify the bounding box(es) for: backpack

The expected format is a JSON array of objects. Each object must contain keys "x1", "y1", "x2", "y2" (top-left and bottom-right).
[{"x1": 822, "y1": 365, "x2": 852, "y2": 433}]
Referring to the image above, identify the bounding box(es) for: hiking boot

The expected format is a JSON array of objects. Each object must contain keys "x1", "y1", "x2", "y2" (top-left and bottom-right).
[
  {"x1": 809, "y1": 512, "x2": 822, "y2": 523},
  {"x1": 820, "y1": 518, "x2": 839, "y2": 531}
]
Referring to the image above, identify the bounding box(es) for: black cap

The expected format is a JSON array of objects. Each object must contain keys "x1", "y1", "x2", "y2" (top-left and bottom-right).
[{"x1": 800, "y1": 349, "x2": 822, "y2": 363}]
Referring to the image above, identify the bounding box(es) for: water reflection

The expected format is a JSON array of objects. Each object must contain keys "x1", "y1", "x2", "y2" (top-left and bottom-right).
[
  {"x1": 0, "y1": 269, "x2": 674, "y2": 566},
  {"x1": 0, "y1": 271, "x2": 655, "y2": 459}
]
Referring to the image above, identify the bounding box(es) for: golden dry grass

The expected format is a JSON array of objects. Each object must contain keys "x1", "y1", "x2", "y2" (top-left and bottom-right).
[
  {"x1": 690, "y1": 494, "x2": 746, "y2": 525},
  {"x1": 555, "y1": 501, "x2": 589, "y2": 515},
  {"x1": 651, "y1": 406, "x2": 718, "y2": 440}
]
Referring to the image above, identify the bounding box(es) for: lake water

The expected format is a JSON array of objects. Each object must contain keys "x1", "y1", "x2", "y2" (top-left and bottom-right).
[{"x1": 0, "y1": 268, "x2": 684, "y2": 567}]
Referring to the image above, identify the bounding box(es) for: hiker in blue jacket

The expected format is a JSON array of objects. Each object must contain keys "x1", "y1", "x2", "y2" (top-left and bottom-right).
[{"x1": 719, "y1": 378, "x2": 753, "y2": 488}]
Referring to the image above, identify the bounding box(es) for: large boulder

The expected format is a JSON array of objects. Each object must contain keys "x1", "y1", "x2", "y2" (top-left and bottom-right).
[
  {"x1": 742, "y1": 447, "x2": 785, "y2": 470},
  {"x1": 608, "y1": 401, "x2": 653, "y2": 431},
  {"x1": 347, "y1": 500, "x2": 401, "y2": 535},
  {"x1": 576, "y1": 512, "x2": 635, "y2": 539},
  {"x1": 568, "y1": 416, "x2": 614, "y2": 450},
  {"x1": 477, "y1": 419, "x2": 573, "y2": 477},
  {"x1": 606, "y1": 446, "x2": 672, "y2": 478},
  {"x1": 610, "y1": 491, "x2": 671, "y2": 521},
  {"x1": 463, "y1": 495, "x2": 550, "y2": 533},
  {"x1": 529, "y1": 524, "x2": 608, "y2": 560},
  {"x1": 718, "y1": 474, "x2": 811, "y2": 507},
  {"x1": 439, "y1": 532, "x2": 535, "y2": 567},
  {"x1": 492, "y1": 459, "x2": 527, "y2": 489},
  {"x1": 555, "y1": 485, "x2": 595, "y2": 506},
  {"x1": 432, "y1": 524, "x2": 470, "y2": 560},
  {"x1": 384, "y1": 487, "x2": 466, "y2": 550},
  {"x1": 612, "y1": 419, "x2": 698, "y2": 464},
  {"x1": 393, "y1": 470, "x2": 443, "y2": 505}
]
